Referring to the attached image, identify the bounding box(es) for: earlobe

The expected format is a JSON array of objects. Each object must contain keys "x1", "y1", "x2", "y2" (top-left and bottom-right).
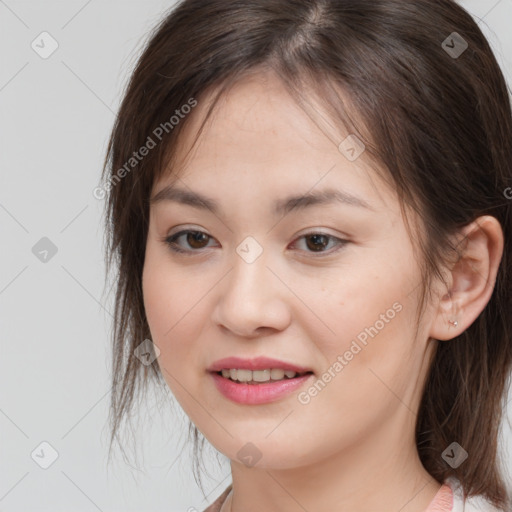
[
  {"x1": 429, "y1": 216, "x2": 504, "y2": 342},
  {"x1": 431, "y1": 291, "x2": 462, "y2": 341}
]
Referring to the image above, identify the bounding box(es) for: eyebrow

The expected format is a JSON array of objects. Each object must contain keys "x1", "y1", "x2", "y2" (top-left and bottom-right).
[{"x1": 150, "y1": 185, "x2": 374, "y2": 215}]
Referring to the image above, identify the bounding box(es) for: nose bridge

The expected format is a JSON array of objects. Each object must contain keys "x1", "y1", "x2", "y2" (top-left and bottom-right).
[
  {"x1": 228, "y1": 235, "x2": 272, "y2": 303},
  {"x1": 212, "y1": 235, "x2": 290, "y2": 335}
]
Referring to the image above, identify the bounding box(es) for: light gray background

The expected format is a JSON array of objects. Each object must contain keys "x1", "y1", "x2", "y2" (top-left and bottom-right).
[{"x1": 1, "y1": 1, "x2": 511, "y2": 511}]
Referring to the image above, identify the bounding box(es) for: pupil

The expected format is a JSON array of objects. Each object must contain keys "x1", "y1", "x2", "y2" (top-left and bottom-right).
[
  {"x1": 188, "y1": 231, "x2": 208, "y2": 248},
  {"x1": 307, "y1": 234, "x2": 328, "y2": 252}
]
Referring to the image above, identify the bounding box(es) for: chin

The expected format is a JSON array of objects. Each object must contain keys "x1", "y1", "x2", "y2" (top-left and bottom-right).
[{"x1": 210, "y1": 437, "x2": 312, "y2": 470}]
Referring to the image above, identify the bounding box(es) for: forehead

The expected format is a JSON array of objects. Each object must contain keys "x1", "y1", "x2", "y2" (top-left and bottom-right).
[
  {"x1": 154, "y1": 70, "x2": 394, "y2": 212},
  {"x1": 175, "y1": 71, "x2": 347, "y2": 165}
]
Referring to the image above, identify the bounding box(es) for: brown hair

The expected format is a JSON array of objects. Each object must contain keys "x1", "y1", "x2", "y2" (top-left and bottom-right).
[{"x1": 100, "y1": 0, "x2": 512, "y2": 508}]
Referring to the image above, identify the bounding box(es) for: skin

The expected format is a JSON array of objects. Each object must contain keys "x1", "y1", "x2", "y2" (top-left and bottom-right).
[{"x1": 142, "y1": 69, "x2": 504, "y2": 512}]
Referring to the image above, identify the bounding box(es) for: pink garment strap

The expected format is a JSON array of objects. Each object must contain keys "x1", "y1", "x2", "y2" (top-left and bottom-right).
[{"x1": 424, "y1": 484, "x2": 454, "y2": 512}]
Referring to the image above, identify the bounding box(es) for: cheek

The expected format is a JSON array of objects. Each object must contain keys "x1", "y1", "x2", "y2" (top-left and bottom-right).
[
  {"x1": 142, "y1": 250, "x2": 186, "y2": 362},
  {"x1": 304, "y1": 256, "x2": 421, "y2": 403},
  {"x1": 305, "y1": 264, "x2": 412, "y2": 355},
  {"x1": 141, "y1": 247, "x2": 213, "y2": 399}
]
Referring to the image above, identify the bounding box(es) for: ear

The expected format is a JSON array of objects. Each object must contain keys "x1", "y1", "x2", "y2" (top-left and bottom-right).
[{"x1": 429, "y1": 215, "x2": 504, "y2": 341}]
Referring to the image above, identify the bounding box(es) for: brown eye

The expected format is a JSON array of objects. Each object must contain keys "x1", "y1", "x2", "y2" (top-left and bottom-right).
[
  {"x1": 164, "y1": 230, "x2": 215, "y2": 254},
  {"x1": 186, "y1": 231, "x2": 210, "y2": 249},
  {"x1": 291, "y1": 232, "x2": 348, "y2": 256},
  {"x1": 305, "y1": 234, "x2": 330, "y2": 252}
]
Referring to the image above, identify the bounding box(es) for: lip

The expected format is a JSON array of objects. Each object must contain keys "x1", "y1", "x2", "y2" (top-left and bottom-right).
[
  {"x1": 207, "y1": 356, "x2": 312, "y2": 373},
  {"x1": 210, "y1": 372, "x2": 314, "y2": 405},
  {"x1": 207, "y1": 356, "x2": 314, "y2": 405}
]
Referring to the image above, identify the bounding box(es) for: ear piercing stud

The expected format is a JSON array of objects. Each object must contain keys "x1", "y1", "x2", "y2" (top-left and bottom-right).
[{"x1": 448, "y1": 319, "x2": 458, "y2": 327}]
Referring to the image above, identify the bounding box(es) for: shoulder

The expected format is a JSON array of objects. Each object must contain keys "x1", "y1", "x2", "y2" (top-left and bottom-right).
[
  {"x1": 445, "y1": 477, "x2": 508, "y2": 512},
  {"x1": 202, "y1": 484, "x2": 232, "y2": 512}
]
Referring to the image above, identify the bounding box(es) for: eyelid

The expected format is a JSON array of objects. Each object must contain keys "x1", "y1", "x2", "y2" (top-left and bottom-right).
[{"x1": 166, "y1": 224, "x2": 207, "y2": 235}]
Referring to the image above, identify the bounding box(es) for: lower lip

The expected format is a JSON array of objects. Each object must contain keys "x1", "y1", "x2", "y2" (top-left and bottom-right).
[{"x1": 210, "y1": 372, "x2": 313, "y2": 405}]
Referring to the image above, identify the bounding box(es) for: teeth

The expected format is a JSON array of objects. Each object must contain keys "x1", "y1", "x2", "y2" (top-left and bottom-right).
[
  {"x1": 219, "y1": 368, "x2": 306, "y2": 383},
  {"x1": 253, "y1": 369, "x2": 271, "y2": 382},
  {"x1": 270, "y1": 369, "x2": 284, "y2": 380},
  {"x1": 237, "y1": 369, "x2": 252, "y2": 382}
]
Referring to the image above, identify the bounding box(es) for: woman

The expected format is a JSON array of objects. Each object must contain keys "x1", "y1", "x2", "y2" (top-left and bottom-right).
[{"x1": 100, "y1": 1, "x2": 512, "y2": 510}]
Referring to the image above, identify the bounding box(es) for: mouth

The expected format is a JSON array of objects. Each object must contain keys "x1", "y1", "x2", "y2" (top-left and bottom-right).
[{"x1": 207, "y1": 356, "x2": 315, "y2": 404}]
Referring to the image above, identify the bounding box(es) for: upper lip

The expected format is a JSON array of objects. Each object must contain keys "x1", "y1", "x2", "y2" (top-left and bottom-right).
[{"x1": 207, "y1": 356, "x2": 313, "y2": 374}]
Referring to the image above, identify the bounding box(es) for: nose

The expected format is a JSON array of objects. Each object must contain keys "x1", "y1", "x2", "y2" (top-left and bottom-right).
[{"x1": 211, "y1": 244, "x2": 292, "y2": 338}]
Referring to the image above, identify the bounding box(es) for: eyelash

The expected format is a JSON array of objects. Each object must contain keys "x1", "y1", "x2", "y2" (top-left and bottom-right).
[{"x1": 162, "y1": 229, "x2": 348, "y2": 257}]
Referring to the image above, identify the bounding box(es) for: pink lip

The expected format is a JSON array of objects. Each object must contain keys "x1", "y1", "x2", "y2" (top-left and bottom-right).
[
  {"x1": 207, "y1": 356, "x2": 312, "y2": 373},
  {"x1": 210, "y1": 372, "x2": 314, "y2": 405},
  {"x1": 207, "y1": 356, "x2": 314, "y2": 405}
]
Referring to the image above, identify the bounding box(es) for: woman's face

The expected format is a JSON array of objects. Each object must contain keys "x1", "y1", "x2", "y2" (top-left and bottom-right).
[{"x1": 142, "y1": 71, "x2": 439, "y2": 469}]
